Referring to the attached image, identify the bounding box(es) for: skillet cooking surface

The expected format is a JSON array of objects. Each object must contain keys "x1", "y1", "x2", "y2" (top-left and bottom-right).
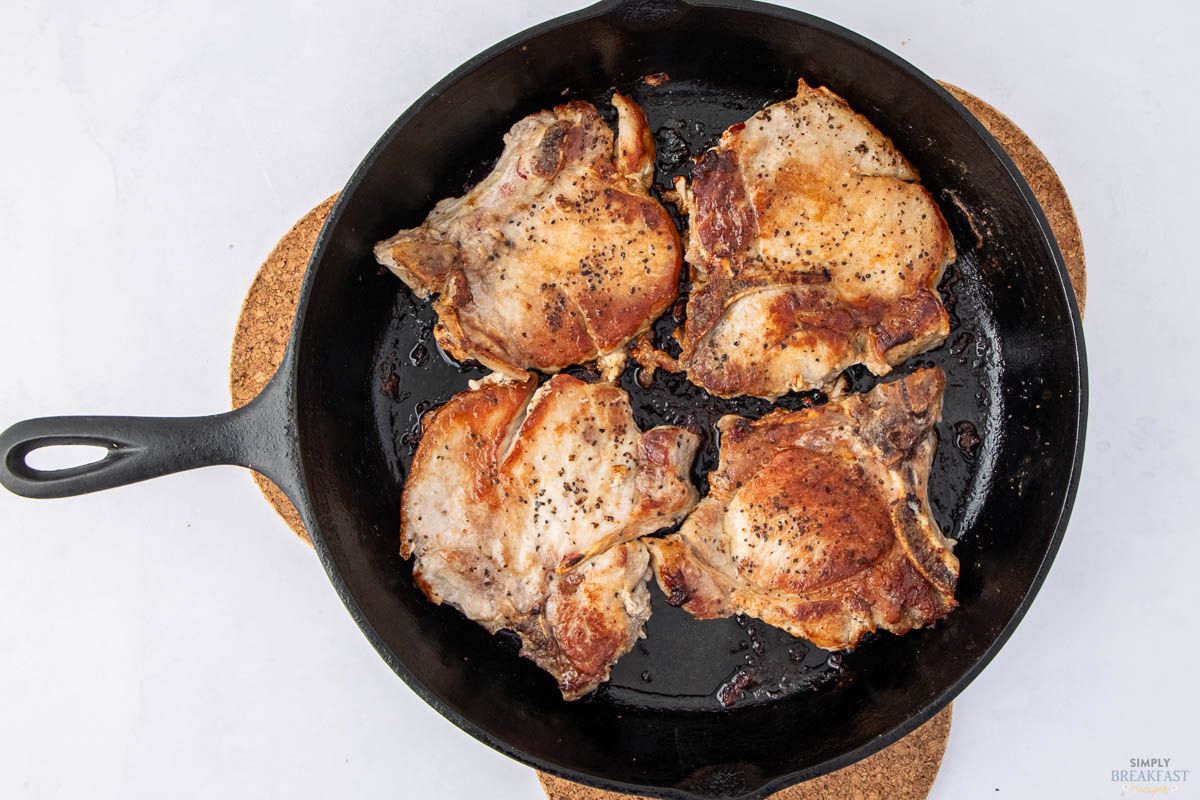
[
  {"x1": 371, "y1": 76, "x2": 995, "y2": 710},
  {"x1": 292, "y1": 3, "x2": 1085, "y2": 797}
]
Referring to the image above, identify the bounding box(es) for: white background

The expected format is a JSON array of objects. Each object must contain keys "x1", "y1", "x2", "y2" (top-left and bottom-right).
[{"x1": 1, "y1": 1, "x2": 1195, "y2": 798}]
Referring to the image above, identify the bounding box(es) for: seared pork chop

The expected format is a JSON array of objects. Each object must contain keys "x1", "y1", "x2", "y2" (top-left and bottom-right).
[
  {"x1": 402, "y1": 374, "x2": 699, "y2": 698},
  {"x1": 647, "y1": 368, "x2": 957, "y2": 650},
  {"x1": 375, "y1": 95, "x2": 680, "y2": 381},
  {"x1": 670, "y1": 79, "x2": 955, "y2": 399}
]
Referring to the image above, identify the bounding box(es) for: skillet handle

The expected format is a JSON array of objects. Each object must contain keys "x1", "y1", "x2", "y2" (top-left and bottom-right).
[{"x1": 0, "y1": 371, "x2": 299, "y2": 501}]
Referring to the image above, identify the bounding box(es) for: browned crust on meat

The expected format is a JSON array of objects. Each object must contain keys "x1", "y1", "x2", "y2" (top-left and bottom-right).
[
  {"x1": 400, "y1": 375, "x2": 699, "y2": 699},
  {"x1": 732, "y1": 448, "x2": 894, "y2": 594},
  {"x1": 691, "y1": 149, "x2": 758, "y2": 259},
  {"x1": 612, "y1": 92, "x2": 656, "y2": 189},
  {"x1": 674, "y1": 79, "x2": 956, "y2": 399},
  {"x1": 652, "y1": 532, "x2": 731, "y2": 619},
  {"x1": 647, "y1": 368, "x2": 957, "y2": 650},
  {"x1": 634, "y1": 426, "x2": 700, "y2": 519},
  {"x1": 628, "y1": 331, "x2": 682, "y2": 386},
  {"x1": 399, "y1": 377, "x2": 537, "y2": 558},
  {"x1": 502, "y1": 375, "x2": 625, "y2": 468},
  {"x1": 375, "y1": 96, "x2": 680, "y2": 379}
]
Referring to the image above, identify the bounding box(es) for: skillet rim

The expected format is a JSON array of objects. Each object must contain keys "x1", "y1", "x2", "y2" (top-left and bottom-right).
[{"x1": 288, "y1": 1, "x2": 1089, "y2": 797}]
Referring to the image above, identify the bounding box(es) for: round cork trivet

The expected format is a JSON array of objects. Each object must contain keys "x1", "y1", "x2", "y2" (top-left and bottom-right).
[
  {"x1": 227, "y1": 86, "x2": 1086, "y2": 797},
  {"x1": 229, "y1": 195, "x2": 337, "y2": 543}
]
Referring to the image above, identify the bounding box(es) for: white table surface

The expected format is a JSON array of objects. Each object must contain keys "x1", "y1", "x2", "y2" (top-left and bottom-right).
[{"x1": 2, "y1": 1, "x2": 1196, "y2": 798}]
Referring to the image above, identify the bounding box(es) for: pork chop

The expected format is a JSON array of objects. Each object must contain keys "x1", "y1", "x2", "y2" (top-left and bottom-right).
[
  {"x1": 375, "y1": 95, "x2": 681, "y2": 381},
  {"x1": 647, "y1": 368, "x2": 957, "y2": 650},
  {"x1": 402, "y1": 374, "x2": 699, "y2": 698},
  {"x1": 670, "y1": 79, "x2": 955, "y2": 399}
]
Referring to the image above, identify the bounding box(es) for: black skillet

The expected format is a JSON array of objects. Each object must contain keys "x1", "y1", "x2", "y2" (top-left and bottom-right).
[{"x1": 0, "y1": 1, "x2": 1087, "y2": 797}]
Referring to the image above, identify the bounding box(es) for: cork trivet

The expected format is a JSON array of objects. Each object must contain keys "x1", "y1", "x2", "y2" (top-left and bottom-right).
[
  {"x1": 229, "y1": 195, "x2": 337, "y2": 543},
  {"x1": 227, "y1": 87, "x2": 1086, "y2": 797}
]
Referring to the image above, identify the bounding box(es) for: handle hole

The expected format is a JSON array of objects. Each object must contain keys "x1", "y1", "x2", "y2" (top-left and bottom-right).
[{"x1": 24, "y1": 444, "x2": 110, "y2": 472}]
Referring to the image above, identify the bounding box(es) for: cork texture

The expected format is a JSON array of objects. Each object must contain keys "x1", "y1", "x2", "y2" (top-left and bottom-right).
[
  {"x1": 229, "y1": 195, "x2": 337, "y2": 543},
  {"x1": 227, "y1": 87, "x2": 1085, "y2": 797}
]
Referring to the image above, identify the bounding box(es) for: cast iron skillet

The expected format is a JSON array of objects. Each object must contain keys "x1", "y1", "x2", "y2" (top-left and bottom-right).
[{"x1": 0, "y1": 1, "x2": 1087, "y2": 797}]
